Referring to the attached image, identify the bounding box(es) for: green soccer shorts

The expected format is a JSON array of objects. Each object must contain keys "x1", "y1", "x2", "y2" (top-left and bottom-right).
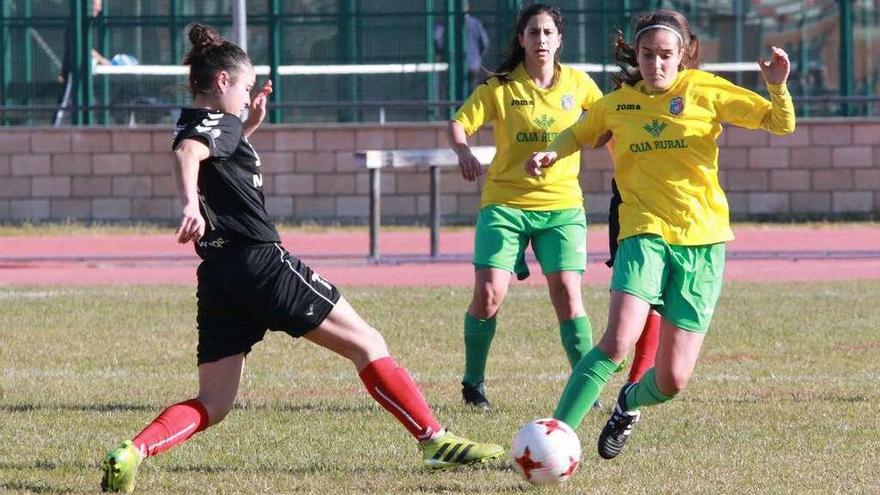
[
  {"x1": 610, "y1": 234, "x2": 726, "y2": 333},
  {"x1": 473, "y1": 204, "x2": 587, "y2": 280}
]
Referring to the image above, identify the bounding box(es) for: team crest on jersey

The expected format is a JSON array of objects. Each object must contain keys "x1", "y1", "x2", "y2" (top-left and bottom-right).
[
  {"x1": 561, "y1": 94, "x2": 575, "y2": 111},
  {"x1": 669, "y1": 96, "x2": 684, "y2": 116}
]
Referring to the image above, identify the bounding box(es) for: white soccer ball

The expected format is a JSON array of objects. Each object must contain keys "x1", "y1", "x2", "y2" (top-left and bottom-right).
[{"x1": 511, "y1": 417, "x2": 582, "y2": 485}]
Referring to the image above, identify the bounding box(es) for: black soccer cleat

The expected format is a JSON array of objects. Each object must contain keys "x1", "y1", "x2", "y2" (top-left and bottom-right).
[
  {"x1": 461, "y1": 382, "x2": 491, "y2": 410},
  {"x1": 597, "y1": 383, "x2": 640, "y2": 459}
]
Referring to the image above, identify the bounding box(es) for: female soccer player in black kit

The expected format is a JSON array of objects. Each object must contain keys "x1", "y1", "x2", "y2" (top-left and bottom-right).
[{"x1": 100, "y1": 23, "x2": 502, "y2": 494}]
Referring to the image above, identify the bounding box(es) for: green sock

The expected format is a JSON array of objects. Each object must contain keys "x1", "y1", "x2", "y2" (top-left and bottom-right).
[
  {"x1": 553, "y1": 347, "x2": 620, "y2": 429},
  {"x1": 462, "y1": 312, "x2": 496, "y2": 387},
  {"x1": 559, "y1": 315, "x2": 593, "y2": 369},
  {"x1": 625, "y1": 369, "x2": 675, "y2": 410}
]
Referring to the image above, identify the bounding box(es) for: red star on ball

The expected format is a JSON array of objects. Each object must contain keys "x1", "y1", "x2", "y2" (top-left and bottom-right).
[
  {"x1": 515, "y1": 447, "x2": 543, "y2": 481},
  {"x1": 561, "y1": 456, "x2": 579, "y2": 478},
  {"x1": 536, "y1": 418, "x2": 565, "y2": 435}
]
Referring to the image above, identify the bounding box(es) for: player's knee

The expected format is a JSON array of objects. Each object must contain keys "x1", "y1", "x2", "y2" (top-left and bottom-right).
[
  {"x1": 359, "y1": 325, "x2": 388, "y2": 353},
  {"x1": 596, "y1": 329, "x2": 631, "y2": 361},
  {"x1": 345, "y1": 324, "x2": 389, "y2": 366},
  {"x1": 548, "y1": 280, "x2": 582, "y2": 310},
  {"x1": 658, "y1": 370, "x2": 690, "y2": 396},
  {"x1": 472, "y1": 286, "x2": 505, "y2": 317},
  {"x1": 198, "y1": 397, "x2": 235, "y2": 426}
]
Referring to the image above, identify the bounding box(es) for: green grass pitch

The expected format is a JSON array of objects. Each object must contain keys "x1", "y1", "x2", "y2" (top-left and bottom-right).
[{"x1": 1, "y1": 282, "x2": 878, "y2": 494}]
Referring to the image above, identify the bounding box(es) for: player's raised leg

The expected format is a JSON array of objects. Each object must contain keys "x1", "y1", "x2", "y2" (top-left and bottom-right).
[
  {"x1": 305, "y1": 297, "x2": 504, "y2": 468},
  {"x1": 553, "y1": 291, "x2": 650, "y2": 429}
]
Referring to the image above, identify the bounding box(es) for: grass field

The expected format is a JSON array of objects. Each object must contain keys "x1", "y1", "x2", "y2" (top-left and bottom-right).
[{"x1": 1, "y1": 282, "x2": 878, "y2": 494}]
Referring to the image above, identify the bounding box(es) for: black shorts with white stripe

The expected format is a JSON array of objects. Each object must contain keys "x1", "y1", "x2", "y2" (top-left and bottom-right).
[{"x1": 195, "y1": 242, "x2": 341, "y2": 364}]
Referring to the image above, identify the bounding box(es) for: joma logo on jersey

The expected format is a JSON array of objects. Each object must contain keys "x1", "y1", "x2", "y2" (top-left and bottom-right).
[
  {"x1": 511, "y1": 99, "x2": 535, "y2": 106},
  {"x1": 616, "y1": 103, "x2": 642, "y2": 111}
]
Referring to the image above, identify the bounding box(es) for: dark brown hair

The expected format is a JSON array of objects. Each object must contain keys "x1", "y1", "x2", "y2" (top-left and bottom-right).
[
  {"x1": 612, "y1": 9, "x2": 700, "y2": 88},
  {"x1": 488, "y1": 4, "x2": 564, "y2": 84},
  {"x1": 182, "y1": 23, "x2": 252, "y2": 96}
]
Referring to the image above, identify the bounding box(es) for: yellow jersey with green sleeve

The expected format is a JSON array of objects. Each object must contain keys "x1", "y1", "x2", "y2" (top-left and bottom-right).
[
  {"x1": 548, "y1": 69, "x2": 795, "y2": 245},
  {"x1": 453, "y1": 63, "x2": 603, "y2": 210}
]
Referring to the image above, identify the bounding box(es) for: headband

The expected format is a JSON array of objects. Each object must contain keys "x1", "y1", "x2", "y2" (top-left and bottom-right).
[{"x1": 634, "y1": 24, "x2": 684, "y2": 45}]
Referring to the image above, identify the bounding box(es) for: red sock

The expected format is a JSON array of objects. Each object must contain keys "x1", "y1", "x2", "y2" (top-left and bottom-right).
[
  {"x1": 628, "y1": 312, "x2": 661, "y2": 383},
  {"x1": 132, "y1": 399, "x2": 210, "y2": 458},
  {"x1": 358, "y1": 357, "x2": 442, "y2": 441}
]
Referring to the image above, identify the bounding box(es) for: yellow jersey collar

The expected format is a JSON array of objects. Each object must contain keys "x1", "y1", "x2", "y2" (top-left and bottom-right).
[
  {"x1": 631, "y1": 69, "x2": 689, "y2": 97},
  {"x1": 514, "y1": 62, "x2": 563, "y2": 93}
]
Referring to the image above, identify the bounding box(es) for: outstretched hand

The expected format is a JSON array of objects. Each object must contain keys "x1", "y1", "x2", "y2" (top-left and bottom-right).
[
  {"x1": 759, "y1": 46, "x2": 790, "y2": 86},
  {"x1": 244, "y1": 79, "x2": 273, "y2": 133}
]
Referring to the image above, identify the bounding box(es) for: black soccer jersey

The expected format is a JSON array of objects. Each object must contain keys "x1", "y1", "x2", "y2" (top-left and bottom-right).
[{"x1": 172, "y1": 108, "x2": 280, "y2": 257}]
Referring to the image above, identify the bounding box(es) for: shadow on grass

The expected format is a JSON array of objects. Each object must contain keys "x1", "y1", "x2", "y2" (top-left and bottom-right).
[
  {"x1": 0, "y1": 462, "x2": 100, "y2": 494},
  {"x1": 0, "y1": 402, "x2": 154, "y2": 413},
  {"x1": 0, "y1": 461, "x2": 524, "y2": 494},
  {"x1": 165, "y1": 459, "x2": 519, "y2": 477},
  {"x1": 0, "y1": 459, "x2": 97, "y2": 471},
  {"x1": 233, "y1": 402, "x2": 378, "y2": 414},
  {"x1": 0, "y1": 481, "x2": 59, "y2": 494},
  {"x1": 0, "y1": 460, "x2": 59, "y2": 470},
  {"x1": 410, "y1": 483, "x2": 528, "y2": 494},
  {"x1": 0, "y1": 401, "x2": 385, "y2": 414}
]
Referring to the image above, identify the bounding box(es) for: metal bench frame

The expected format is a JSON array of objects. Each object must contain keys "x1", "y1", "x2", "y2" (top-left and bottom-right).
[{"x1": 355, "y1": 146, "x2": 495, "y2": 261}]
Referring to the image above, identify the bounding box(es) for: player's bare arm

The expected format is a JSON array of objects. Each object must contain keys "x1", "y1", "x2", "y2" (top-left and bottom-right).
[{"x1": 173, "y1": 139, "x2": 210, "y2": 244}]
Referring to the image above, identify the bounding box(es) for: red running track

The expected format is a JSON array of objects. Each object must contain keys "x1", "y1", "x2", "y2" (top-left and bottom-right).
[{"x1": 1, "y1": 226, "x2": 878, "y2": 286}]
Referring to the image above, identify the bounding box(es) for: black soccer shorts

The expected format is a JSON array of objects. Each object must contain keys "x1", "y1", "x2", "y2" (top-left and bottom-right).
[{"x1": 195, "y1": 242, "x2": 341, "y2": 364}]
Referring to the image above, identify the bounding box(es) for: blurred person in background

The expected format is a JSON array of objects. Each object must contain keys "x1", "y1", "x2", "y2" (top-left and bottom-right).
[{"x1": 434, "y1": 0, "x2": 490, "y2": 93}]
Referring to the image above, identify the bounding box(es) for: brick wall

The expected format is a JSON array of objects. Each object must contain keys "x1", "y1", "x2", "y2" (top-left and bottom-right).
[{"x1": 1, "y1": 120, "x2": 878, "y2": 223}]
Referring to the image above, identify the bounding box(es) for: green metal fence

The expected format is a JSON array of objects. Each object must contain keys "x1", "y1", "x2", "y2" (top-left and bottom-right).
[{"x1": 0, "y1": 0, "x2": 877, "y2": 126}]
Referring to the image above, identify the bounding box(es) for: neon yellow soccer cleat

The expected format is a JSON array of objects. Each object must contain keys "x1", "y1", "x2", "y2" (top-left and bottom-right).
[
  {"x1": 420, "y1": 431, "x2": 504, "y2": 469},
  {"x1": 101, "y1": 440, "x2": 143, "y2": 493}
]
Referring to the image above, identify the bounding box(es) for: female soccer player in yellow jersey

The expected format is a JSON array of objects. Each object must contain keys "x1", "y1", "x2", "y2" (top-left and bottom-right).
[
  {"x1": 526, "y1": 9, "x2": 795, "y2": 460},
  {"x1": 448, "y1": 4, "x2": 604, "y2": 409}
]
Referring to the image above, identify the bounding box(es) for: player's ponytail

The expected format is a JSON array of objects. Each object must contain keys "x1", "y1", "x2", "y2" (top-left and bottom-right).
[
  {"x1": 612, "y1": 9, "x2": 701, "y2": 88},
  {"x1": 183, "y1": 23, "x2": 252, "y2": 97},
  {"x1": 487, "y1": 4, "x2": 564, "y2": 85}
]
